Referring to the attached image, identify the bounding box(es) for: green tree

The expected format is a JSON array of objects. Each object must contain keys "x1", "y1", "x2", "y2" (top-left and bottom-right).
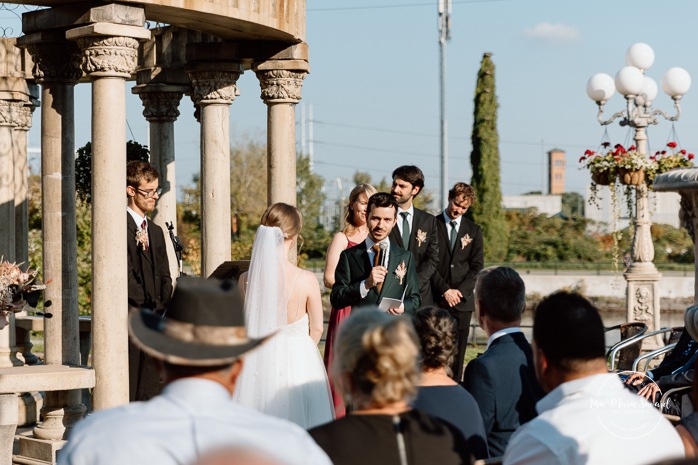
[
  {"x1": 561, "y1": 192, "x2": 585, "y2": 218},
  {"x1": 75, "y1": 140, "x2": 150, "y2": 203},
  {"x1": 297, "y1": 155, "x2": 330, "y2": 258},
  {"x1": 469, "y1": 52, "x2": 508, "y2": 261}
]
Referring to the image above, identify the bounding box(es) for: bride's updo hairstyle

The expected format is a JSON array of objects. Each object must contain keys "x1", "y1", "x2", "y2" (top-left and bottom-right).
[
  {"x1": 260, "y1": 202, "x2": 302, "y2": 239},
  {"x1": 332, "y1": 308, "x2": 420, "y2": 408}
]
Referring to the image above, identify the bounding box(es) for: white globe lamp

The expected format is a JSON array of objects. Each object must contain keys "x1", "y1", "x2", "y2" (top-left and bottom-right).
[
  {"x1": 615, "y1": 66, "x2": 644, "y2": 96},
  {"x1": 640, "y1": 76, "x2": 658, "y2": 103},
  {"x1": 586, "y1": 73, "x2": 616, "y2": 103},
  {"x1": 662, "y1": 67, "x2": 691, "y2": 98},
  {"x1": 625, "y1": 43, "x2": 655, "y2": 71}
]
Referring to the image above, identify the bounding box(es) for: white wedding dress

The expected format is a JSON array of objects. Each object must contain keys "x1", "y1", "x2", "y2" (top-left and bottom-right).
[{"x1": 233, "y1": 226, "x2": 334, "y2": 429}]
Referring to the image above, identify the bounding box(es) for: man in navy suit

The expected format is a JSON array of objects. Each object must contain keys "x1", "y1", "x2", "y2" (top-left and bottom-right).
[
  {"x1": 431, "y1": 182, "x2": 483, "y2": 380},
  {"x1": 331, "y1": 192, "x2": 421, "y2": 314},
  {"x1": 462, "y1": 266, "x2": 544, "y2": 457},
  {"x1": 389, "y1": 165, "x2": 439, "y2": 305}
]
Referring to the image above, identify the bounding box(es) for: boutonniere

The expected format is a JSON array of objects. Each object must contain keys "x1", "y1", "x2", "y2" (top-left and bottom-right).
[
  {"x1": 135, "y1": 227, "x2": 148, "y2": 250},
  {"x1": 416, "y1": 229, "x2": 427, "y2": 247},
  {"x1": 461, "y1": 234, "x2": 473, "y2": 250},
  {"x1": 394, "y1": 260, "x2": 407, "y2": 285}
]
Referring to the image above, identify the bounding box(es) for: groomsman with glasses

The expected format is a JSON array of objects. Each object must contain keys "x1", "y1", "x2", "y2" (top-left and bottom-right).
[{"x1": 431, "y1": 182, "x2": 484, "y2": 381}]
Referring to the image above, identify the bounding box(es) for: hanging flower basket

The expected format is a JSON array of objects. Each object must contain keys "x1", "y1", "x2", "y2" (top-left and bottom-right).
[
  {"x1": 618, "y1": 168, "x2": 646, "y2": 186},
  {"x1": 591, "y1": 170, "x2": 612, "y2": 186}
]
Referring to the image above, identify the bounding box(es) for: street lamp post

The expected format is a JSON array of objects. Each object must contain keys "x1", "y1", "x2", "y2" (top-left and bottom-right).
[{"x1": 586, "y1": 43, "x2": 691, "y2": 345}]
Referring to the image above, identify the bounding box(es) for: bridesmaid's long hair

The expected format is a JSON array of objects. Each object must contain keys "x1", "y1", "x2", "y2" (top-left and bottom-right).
[{"x1": 344, "y1": 183, "x2": 376, "y2": 236}]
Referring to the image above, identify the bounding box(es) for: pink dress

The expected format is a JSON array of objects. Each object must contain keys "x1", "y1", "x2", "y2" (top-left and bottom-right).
[{"x1": 323, "y1": 237, "x2": 358, "y2": 418}]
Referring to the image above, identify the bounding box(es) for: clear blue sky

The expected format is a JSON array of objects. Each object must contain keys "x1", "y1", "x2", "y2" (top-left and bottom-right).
[{"x1": 10, "y1": 0, "x2": 698, "y2": 210}]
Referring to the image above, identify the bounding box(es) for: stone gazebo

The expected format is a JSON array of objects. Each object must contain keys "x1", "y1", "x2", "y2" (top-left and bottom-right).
[{"x1": 0, "y1": 2, "x2": 308, "y2": 464}]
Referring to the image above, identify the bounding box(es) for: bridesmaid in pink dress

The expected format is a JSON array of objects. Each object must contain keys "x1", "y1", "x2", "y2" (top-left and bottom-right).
[{"x1": 323, "y1": 183, "x2": 376, "y2": 417}]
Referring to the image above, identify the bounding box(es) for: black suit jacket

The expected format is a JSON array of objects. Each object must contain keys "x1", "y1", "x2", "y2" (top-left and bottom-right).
[
  {"x1": 389, "y1": 208, "x2": 439, "y2": 304},
  {"x1": 330, "y1": 240, "x2": 421, "y2": 314},
  {"x1": 127, "y1": 213, "x2": 173, "y2": 311},
  {"x1": 431, "y1": 212, "x2": 484, "y2": 312},
  {"x1": 462, "y1": 332, "x2": 544, "y2": 457}
]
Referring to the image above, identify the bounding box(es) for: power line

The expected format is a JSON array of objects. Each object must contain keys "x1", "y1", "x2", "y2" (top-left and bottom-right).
[
  {"x1": 308, "y1": 0, "x2": 510, "y2": 12},
  {"x1": 314, "y1": 120, "x2": 591, "y2": 149}
]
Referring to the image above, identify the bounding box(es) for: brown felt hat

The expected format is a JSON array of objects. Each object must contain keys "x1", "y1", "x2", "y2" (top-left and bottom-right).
[{"x1": 128, "y1": 276, "x2": 272, "y2": 366}]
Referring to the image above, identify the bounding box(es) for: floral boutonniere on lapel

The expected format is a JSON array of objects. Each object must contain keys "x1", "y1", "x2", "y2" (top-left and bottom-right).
[
  {"x1": 135, "y1": 227, "x2": 148, "y2": 250},
  {"x1": 460, "y1": 234, "x2": 473, "y2": 250},
  {"x1": 394, "y1": 260, "x2": 407, "y2": 285},
  {"x1": 416, "y1": 229, "x2": 427, "y2": 247}
]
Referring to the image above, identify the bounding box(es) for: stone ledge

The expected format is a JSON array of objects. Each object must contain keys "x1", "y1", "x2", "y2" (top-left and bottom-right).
[
  {"x1": 653, "y1": 168, "x2": 698, "y2": 192},
  {"x1": 15, "y1": 316, "x2": 91, "y2": 333},
  {"x1": 0, "y1": 366, "x2": 94, "y2": 393}
]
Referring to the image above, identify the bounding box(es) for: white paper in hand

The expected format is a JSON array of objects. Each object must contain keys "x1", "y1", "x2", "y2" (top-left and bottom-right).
[{"x1": 378, "y1": 285, "x2": 408, "y2": 312}]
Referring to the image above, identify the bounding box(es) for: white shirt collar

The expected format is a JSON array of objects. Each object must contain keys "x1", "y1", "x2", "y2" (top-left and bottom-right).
[
  {"x1": 486, "y1": 326, "x2": 522, "y2": 349},
  {"x1": 443, "y1": 210, "x2": 461, "y2": 230},
  {"x1": 365, "y1": 236, "x2": 389, "y2": 252},
  {"x1": 127, "y1": 206, "x2": 147, "y2": 228},
  {"x1": 398, "y1": 204, "x2": 414, "y2": 217}
]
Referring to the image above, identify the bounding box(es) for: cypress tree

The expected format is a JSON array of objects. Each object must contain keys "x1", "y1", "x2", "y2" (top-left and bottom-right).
[{"x1": 470, "y1": 52, "x2": 509, "y2": 261}]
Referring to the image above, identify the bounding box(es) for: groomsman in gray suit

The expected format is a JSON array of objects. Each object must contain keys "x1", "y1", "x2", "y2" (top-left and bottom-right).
[{"x1": 431, "y1": 182, "x2": 484, "y2": 381}]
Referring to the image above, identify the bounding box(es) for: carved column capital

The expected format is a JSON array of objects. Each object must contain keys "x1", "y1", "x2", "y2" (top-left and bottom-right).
[
  {"x1": 253, "y1": 60, "x2": 309, "y2": 104},
  {"x1": 0, "y1": 101, "x2": 25, "y2": 126},
  {"x1": 76, "y1": 36, "x2": 140, "y2": 78},
  {"x1": 187, "y1": 69, "x2": 242, "y2": 106},
  {"x1": 15, "y1": 105, "x2": 35, "y2": 131},
  {"x1": 135, "y1": 90, "x2": 184, "y2": 123},
  {"x1": 255, "y1": 69, "x2": 308, "y2": 104},
  {"x1": 26, "y1": 42, "x2": 82, "y2": 85}
]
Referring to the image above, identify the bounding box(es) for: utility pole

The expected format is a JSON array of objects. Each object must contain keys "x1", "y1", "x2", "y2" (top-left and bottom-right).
[
  {"x1": 309, "y1": 103, "x2": 314, "y2": 172},
  {"x1": 438, "y1": 0, "x2": 452, "y2": 208}
]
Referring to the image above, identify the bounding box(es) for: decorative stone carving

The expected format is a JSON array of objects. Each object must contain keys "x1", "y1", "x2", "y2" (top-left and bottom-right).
[
  {"x1": 77, "y1": 36, "x2": 139, "y2": 78},
  {"x1": 188, "y1": 70, "x2": 241, "y2": 105},
  {"x1": 0, "y1": 101, "x2": 23, "y2": 126},
  {"x1": 15, "y1": 105, "x2": 34, "y2": 131},
  {"x1": 26, "y1": 42, "x2": 82, "y2": 84},
  {"x1": 256, "y1": 69, "x2": 307, "y2": 103},
  {"x1": 633, "y1": 286, "x2": 652, "y2": 322},
  {"x1": 137, "y1": 91, "x2": 183, "y2": 122}
]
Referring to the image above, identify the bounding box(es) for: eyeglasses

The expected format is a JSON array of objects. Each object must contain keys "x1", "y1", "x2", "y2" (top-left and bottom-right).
[{"x1": 134, "y1": 187, "x2": 163, "y2": 198}]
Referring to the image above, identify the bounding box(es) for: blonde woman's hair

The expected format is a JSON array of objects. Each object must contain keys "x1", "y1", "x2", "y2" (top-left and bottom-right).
[
  {"x1": 260, "y1": 203, "x2": 302, "y2": 239},
  {"x1": 332, "y1": 308, "x2": 420, "y2": 408},
  {"x1": 344, "y1": 183, "x2": 377, "y2": 235}
]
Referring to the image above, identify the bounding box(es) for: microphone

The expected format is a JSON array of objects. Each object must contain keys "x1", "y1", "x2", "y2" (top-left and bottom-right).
[{"x1": 378, "y1": 241, "x2": 388, "y2": 268}]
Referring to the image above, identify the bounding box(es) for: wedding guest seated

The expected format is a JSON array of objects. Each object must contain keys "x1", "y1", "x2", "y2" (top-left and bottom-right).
[
  {"x1": 461, "y1": 267, "x2": 543, "y2": 457},
  {"x1": 309, "y1": 308, "x2": 473, "y2": 465},
  {"x1": 625, "y1": 307, "x2": 698, "y2": 413},
  {"x1": 59, "y1": 277, "x2": 332, "y2": 465},
  {"x1": 503, "y1": 291, "x2": 683, "y2": 465},
  {"x1": 676, "y1": 358, "x2": 698, "y2": 457},
  {"x1": 412, "y1": 306, "x2": 489, "y2": 460}
]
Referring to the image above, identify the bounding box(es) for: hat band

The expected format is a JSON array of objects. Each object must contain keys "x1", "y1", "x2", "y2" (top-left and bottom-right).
[{"x1": 161, "y1": 318, "x2": 249, "y2": 345}]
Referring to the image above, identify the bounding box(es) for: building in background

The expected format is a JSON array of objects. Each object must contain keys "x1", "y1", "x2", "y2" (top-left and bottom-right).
[{"x1": 548, "y1": 148, "x2": 566, "y2": 195}]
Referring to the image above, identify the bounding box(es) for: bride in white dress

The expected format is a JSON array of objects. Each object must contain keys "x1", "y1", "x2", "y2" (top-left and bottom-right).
[{"x1": 234, "y1": 203, "x2": 335, "y2": 429}]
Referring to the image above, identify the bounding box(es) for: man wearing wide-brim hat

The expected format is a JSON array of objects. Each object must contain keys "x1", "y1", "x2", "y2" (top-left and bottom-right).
[{"x1": 59, "y1": 277, "x2": 333, "y2": 465}]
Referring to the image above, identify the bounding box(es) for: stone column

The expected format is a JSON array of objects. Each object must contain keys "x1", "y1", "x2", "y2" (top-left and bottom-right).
[
  {"x1": 0, "y1": 100, "x2": 19, "y2": 263},
  {"x1": 254, "y1": 60, "x2": 308, "y2": 207},
  {"x1": 0, "y1": 100, "x2": 23, "y2": 370},
  {"x1": 625, "y1": 126, "x2": 662, "y2": 349},
  {"x1": 25, "y1": 37, "x2": 85, "y2": 440},
  {"x1": 187, "y1": 65, "x2": 242, "y2": 277},
  {"x1": 68, "y1": 23, "x2": 150, "y2": 411},
  {"x1": 13, "y1": 104, "x2": 34, "y2": 267},
  {"x1": 133, "y1": 85, "x2": 186, "y2": 280}
]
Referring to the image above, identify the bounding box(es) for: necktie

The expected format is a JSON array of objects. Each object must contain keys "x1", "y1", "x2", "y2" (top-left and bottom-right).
[
  {"x1": 400, "y1": 211, "x2": 410, "y2": 247},
  {"x1": 449, "y1": 220, "x2": 458, "y2": 251},
  {"x1": 372, "y1": 244, "x2": 383, "y2": 293},
  {"x1": 141, "y1": 219, "x2": 149, "y2": 251}
]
